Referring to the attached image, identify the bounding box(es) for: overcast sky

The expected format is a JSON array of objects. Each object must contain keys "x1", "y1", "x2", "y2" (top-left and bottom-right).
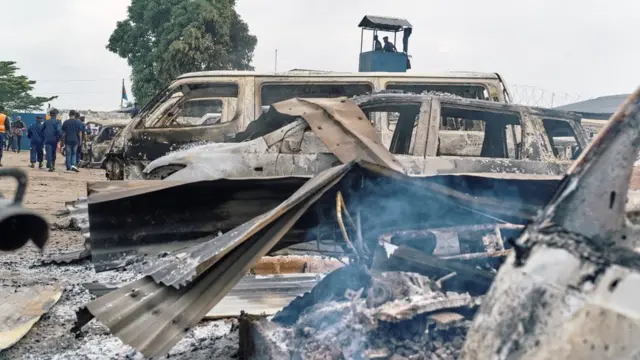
[{"x1": 2, "y1": 0, "x2": 638, "y2": 111}]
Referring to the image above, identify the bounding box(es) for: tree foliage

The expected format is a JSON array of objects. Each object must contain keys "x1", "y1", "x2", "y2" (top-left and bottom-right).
[
  {"x1": 107, "y1": 0, "x2": 257, "y2": 106},
  {"x1": 0, "y1": 61, "x2": 57, "y2": 112}
]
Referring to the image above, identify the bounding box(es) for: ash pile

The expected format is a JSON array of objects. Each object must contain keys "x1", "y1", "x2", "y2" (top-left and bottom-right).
[
  {"x1": 242, "y1": 270, "x2": 478, "y2": 360},
  {"x1": 237, "y1": 220, "x2": 507, "y2": 360}
]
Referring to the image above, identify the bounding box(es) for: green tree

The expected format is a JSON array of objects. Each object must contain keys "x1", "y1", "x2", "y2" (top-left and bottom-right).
[
  {"x1": 107, "y1": 0, "x2": 257, "y2": 106},
  {"x1": 0, "y1": 61, "x2": 57, "y2": 112}
]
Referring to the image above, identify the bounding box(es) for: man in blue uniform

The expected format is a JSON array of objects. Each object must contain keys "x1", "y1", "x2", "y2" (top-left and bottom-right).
[
  {"x1": 27, "y1": 116, "x2": 45, "y2": 168},
  {"x1": 61, "y1": 110, "x2": 85, "y2": 172},
  {"x1": 42, "y1": 108, "x2": 61, "y2": 172},
  {"x1": 383, "y1": 36, "x2": 397, "y2": 52}
]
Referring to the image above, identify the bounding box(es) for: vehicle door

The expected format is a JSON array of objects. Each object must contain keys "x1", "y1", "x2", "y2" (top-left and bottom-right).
[
  {"x1": 359, "y1": 99, "x2": 431, "y2": 174},
  {"x1": 124, "y1": 81, "x2": 247, "y2": 163},
  {"x1": 259, "y1": 120, "x2": 340, "y2": 177},
  {"x1": 423, "y1": 100, "x2": 570, "y2": 176}
]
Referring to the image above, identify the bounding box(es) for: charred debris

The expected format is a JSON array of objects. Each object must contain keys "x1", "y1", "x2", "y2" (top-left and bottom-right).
[{"x1": 60, "y1": 91, "x2": 640, "y2": 359}]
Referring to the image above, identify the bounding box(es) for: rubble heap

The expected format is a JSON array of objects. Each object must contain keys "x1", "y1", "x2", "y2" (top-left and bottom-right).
[{"x1": 242, "y1": 271, "x2": 480, "y2": 360}]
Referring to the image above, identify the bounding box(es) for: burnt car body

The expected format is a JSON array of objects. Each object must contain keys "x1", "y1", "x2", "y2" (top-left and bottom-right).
[
  {"x1": 142, "y1": 93, "x2": 589, "y2": 181},
  {"x1": 81, "y1": 120, "x2": 129, "y2": 169},
  {"x1": 101, "y1": 70, "x2": 514, "y2": 180}
]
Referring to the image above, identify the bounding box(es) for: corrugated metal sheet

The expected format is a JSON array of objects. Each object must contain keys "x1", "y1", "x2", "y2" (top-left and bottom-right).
[
  {"x1": 42, "y1": 248, "x2": 90, "y2": 265},
  {"x1": 83, "y1": 273, "x2": 323, "y2": 319},
  {"x1": 78, "y1": 163, "x2": 352, "y2": 358}
]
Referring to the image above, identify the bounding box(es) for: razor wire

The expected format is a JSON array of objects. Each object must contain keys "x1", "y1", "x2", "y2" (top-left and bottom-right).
[{"x1": 510, "y1": 84, "x2": 586, "y2": 108}]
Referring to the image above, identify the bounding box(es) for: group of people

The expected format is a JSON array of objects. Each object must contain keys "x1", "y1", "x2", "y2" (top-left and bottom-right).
[
  {"x1": 0, "y1": 106, "x2": 88, "y2": 172},
  {"x1": 373, "y1": 35, "x2": 397, "y2": 52}
]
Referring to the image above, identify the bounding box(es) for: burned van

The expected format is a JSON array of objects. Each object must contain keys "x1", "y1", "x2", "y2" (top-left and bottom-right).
[{"x1": 103, "y1": 70, "x2": 513, "y2": 179}]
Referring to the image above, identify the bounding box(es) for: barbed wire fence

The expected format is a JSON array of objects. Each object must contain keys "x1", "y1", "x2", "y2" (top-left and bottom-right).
[{"x1": 510, "y1": 84, "x2": 587, "y2": 108}]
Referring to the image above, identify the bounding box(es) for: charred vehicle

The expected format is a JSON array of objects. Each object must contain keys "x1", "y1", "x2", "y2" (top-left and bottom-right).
[
  {"x1": 102, "y1": 70, "x2": 513, "y2": 180},
  {"x1": 81, "y1": 119, "x2": 130, "y2": 168},
  {"x1": 143, "y1": 92, "x2": 588, "y2": 181}
]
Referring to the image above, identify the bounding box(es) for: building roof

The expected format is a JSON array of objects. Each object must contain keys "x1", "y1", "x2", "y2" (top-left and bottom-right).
[
  {"x1": 358, "y1": 15, "x2": 412, "y2": 31},
  {"x1": 554, "y1": 94, "x2": 630, "y2": 116}
]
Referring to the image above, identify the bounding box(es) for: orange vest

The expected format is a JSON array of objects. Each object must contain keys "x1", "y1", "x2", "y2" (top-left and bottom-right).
[{"x1": 0, "y1": 114, "x2": 6, "y2": 133}]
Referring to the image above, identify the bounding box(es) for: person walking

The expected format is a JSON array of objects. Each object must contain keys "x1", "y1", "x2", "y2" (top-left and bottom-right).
[
  {"x1": 61, "y1": 110, "x2": 85, "y2": 172},
  {"x1": 5, "y1": 118, "x2": 13, "y2": 152},
  {"x1": 27, "y1": 116, "x2": 45, "y2": 168},
  {"x1": 42, "y1": 108, "x2": 61, "y2": 172},
  {"x1": 0, "y1": 106, "x2": 11, "y2": 167},
  {"x1": 12, "y1": 116, "x2": 25, "y2": 153}
]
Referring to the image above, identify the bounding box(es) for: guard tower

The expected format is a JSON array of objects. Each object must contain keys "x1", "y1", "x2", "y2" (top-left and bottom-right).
[{"x1": 358, "y1": 15, "x2": 412, "y2": 73}]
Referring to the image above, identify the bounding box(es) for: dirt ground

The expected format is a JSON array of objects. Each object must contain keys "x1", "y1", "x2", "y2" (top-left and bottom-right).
[{"x1": 0, "y1": 152, "x2": 238, "y2": 360}]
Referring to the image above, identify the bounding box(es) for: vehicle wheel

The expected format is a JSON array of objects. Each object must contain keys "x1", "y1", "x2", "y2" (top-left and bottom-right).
[
  {"x1": 104, "y1": 157, "x2": 124, "y2": 180},
  {"x1": 145, "y1": 165, "x2": 186, "y2": 180}
]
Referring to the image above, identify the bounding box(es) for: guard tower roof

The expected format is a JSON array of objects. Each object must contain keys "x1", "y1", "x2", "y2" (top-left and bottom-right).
[{"x1": 358, "y1": 15, "x2": 412, "y2": 32}]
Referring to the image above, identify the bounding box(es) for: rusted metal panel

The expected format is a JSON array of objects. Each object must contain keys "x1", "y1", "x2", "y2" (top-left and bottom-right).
[
  {"x1": 272, "y1": 97, "x2": 403, "y2": 173},
  {"x1": 462, "y1": 89, "x2": 640, "y2": 359},
  {"x1": 0, "y1": 285, "x2": 63, "y2": 350}
]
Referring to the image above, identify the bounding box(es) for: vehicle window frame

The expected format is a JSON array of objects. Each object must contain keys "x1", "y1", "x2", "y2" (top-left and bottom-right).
[
  {"x1": 141, "y1": 82, "x2": 240, "y2": 129},
  {"x1": 429, "y1": 102, "x2": 523, "y2": 159},
  {"x1": 359, "y1": 101, "x2": 425, "y2": 156},
  {"x1": 258, "y1": 81, "x2": 375, "y2": 107},
  {"x1": 169, "y1": 97, "x2": 226, "y2": 127},
  {"x1": 542, "y1": 117, "x2": 585, "y2": 160}
]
